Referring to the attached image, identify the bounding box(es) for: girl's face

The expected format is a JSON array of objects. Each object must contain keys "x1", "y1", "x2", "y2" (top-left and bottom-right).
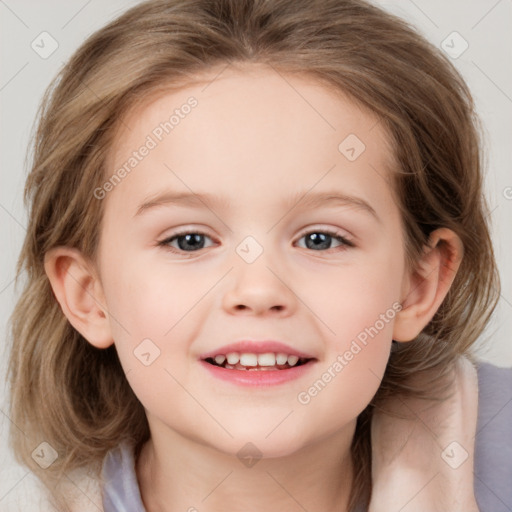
[{"x1": 96, "y1": 64, "x2": 409, "y2": 456}]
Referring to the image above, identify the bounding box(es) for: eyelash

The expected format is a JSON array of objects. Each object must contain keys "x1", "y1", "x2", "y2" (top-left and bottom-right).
[{"x1": 157, "y1": 228, "x2": 355, "y2": 257}]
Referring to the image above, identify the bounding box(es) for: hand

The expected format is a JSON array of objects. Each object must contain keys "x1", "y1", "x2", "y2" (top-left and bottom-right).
[{"x1": 369, "y1": 356, "x2": 480, "y2": 512}]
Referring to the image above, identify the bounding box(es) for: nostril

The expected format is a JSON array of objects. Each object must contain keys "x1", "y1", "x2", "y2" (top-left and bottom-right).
[{"x1": 232, "y1": 305, "x2": 285, "y2": 312}]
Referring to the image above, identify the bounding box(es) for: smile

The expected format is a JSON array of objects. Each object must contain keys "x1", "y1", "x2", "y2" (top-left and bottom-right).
[
  {"x1": 200, "y1": 354, "x2": 317, "y2": 387},
  {"x1": 204, "y1": 352, "x2": 311, "y2": 370}
]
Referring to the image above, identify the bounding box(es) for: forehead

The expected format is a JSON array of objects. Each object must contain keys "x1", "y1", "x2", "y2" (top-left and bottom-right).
[{"x1": 103, "y1": 63, "x2": 396, "y2": 217}]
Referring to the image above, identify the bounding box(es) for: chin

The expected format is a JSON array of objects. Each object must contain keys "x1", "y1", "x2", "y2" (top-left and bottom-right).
[{"x1": 204, "y1": 424, "x2": 314, "y2": 461}]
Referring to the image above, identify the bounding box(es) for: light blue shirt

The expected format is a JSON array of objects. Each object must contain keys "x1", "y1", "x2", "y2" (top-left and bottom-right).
[{"x1": 101, "y1": 362, "x2": 512, "y2": 512}]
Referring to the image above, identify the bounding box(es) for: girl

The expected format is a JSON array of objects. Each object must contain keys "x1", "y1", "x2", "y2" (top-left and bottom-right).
[{"x1": 6, "y1": 0, "x2": 510, "y2": 511}]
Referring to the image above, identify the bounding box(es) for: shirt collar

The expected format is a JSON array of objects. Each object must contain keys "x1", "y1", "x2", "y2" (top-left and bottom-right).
[{"x1": 101, "y1": 440, "x2": 147, "y2": 512}]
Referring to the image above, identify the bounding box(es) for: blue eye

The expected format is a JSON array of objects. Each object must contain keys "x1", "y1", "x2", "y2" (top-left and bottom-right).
[
  {"x1": 158, "y1": 231, "x2": 215, "y2": 253},
  {"x1": 295, "y1": 230, "x2": 354, "y2": 251},
  {"x1": 158, "y1": 228, "x2": 354, "y2": 256}
]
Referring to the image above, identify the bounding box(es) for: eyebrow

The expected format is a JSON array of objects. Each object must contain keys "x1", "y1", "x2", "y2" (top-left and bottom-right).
[{"x1": 134, "y1": 190, "x2": 379, "y2": 221}]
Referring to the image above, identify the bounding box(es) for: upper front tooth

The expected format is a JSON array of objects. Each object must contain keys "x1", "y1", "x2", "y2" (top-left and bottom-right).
[
  {"x1": 258, "y1": 353, "x2": 276, "y2": 366},
  {"x1": 220, "y1": 352, "x2": 302, "y2": 366},
  {"x1": 239, "y1": 353, "x2": 258, "y2": 366},
  {"x1": 226, "y1": 352, "x2": 240, "y2": 365},
  {"x1": 276, "y1": 353, "x2": 288, "y2": 365}
]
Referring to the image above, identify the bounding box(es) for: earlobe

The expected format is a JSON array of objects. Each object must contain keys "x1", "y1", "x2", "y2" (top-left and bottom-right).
[
  {"x1": 44, "y1": 247, "x2": 114, "y2": 349},
  {"x1": 393, "y1": 228, "x2": 464, "y2": 342}
]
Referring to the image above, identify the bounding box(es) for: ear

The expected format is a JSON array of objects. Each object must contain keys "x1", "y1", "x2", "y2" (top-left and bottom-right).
[
  {"x1": 44, "y1": 246, "x2": 114, "y2": 348},
  {"x1": 393, "y1": 228, "x2": 464, "y2": 342}
]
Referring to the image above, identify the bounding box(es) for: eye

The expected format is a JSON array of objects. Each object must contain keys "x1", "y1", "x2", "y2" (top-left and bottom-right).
[
  {"x1": 158, "y1": 230, "x2": 216, "y2": 254},
  {"x1": 295, "y1": 229, "x2": 354, "y2": 252},
  {"x1": 158, "y1": 228, "x2": 354, "y2": 256}
]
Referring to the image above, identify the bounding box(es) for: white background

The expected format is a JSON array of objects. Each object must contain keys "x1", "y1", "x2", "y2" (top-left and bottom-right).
[{"x1": 1, "y1": 0, "x2": 511, "y2": 509}]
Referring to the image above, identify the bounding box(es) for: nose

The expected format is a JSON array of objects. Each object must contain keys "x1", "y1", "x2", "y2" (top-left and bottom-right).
[{"x1": 222, "y1": 258, "x2": 297, "y2": 317}]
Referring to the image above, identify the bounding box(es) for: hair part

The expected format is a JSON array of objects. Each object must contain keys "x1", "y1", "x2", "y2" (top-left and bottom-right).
[{"x1": 7, "y1": 0, "x2": 500, "y2": 510}]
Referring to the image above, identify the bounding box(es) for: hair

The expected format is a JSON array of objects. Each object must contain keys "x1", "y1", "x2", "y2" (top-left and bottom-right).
[{"x1": 6, "y1": 0, "x2": 500, "y2": 510}]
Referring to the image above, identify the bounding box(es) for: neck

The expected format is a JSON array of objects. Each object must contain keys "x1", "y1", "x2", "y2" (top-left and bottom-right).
[{"x1": 136, "y1": 419, "x2": 355, "y2": 512}]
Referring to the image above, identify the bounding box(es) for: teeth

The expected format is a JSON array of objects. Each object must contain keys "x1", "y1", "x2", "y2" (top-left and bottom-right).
[
  {"x1": 258, "y1": 353, "x2": 276, "y2": 366},
  {"x1": 214, "y1": 354, "x2": 226, "y2": 365},
  {"x1": 226, "y1": 352, "x2": 240, "y2": 365},
  {"x1": 276, "y1": 353, "x2": 288, "y2": 365},
  {"x1": 239, "y1": 353, "x2": 258, "y2": 366},
  {"x1": 211, "y1": 351, "x2": 306, "y2": 368},
  {"x1": 287, "y1": 355, "x2": 299, "y2": 366}
]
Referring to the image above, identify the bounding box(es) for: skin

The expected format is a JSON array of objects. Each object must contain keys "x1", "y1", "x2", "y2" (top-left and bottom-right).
[{"x1": 44, "y1": 63, "x2": 470, "y2": 512}]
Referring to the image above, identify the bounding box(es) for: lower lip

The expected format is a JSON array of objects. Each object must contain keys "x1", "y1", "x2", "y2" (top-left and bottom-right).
[{"x1": 199, "y1": 360, "x2": 317, "y2": 386}]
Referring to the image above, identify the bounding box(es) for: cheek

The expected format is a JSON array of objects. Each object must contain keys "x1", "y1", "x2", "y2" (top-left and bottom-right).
[
  {"x1": 294, "y1": 253, "x2": 402, "y2": 415},
  {"x1": 306, "y1": 251, "x2": 403, "y2": 342},
  {"x1": 296, "y1": 312, "x2": 393, "y2": 429},
  {"x1": 102, "y1": 246, "x2": 197, "y2": 327},
  {"x1": 99, "y1": 254, "x2": 195, "y2": 370},
  {"x1": 100, "y1": 262, "x2": 197, "y2": 417}
]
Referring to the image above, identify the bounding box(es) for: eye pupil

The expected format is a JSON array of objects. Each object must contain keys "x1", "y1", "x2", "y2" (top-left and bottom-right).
[
  {"x1": 306, "y1": 232, "x2": 331, "y2": 250},
  {"x1": 177, "y1": 233, "x2": 204, "y2": 251}
]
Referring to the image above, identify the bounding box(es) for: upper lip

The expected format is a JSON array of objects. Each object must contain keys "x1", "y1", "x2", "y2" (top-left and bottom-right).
[{"x1": 199, "y1": 340, "x2": 316, "y2": 360}]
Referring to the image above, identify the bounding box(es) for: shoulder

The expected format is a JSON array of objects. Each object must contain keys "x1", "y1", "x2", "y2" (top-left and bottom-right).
[{"x1": 474, "y1": 361, "x2": 512, "y2": 512}]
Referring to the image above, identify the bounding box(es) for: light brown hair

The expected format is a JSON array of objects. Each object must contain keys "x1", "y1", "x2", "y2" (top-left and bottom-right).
[{"x1": 7, "y1": 0, "x2": 500, "y2": 510}]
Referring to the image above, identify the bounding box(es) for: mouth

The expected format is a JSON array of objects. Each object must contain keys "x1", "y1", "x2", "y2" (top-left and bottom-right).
[{"x1": 203, "y1": 352, "x2": 315, "y2": 371}]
